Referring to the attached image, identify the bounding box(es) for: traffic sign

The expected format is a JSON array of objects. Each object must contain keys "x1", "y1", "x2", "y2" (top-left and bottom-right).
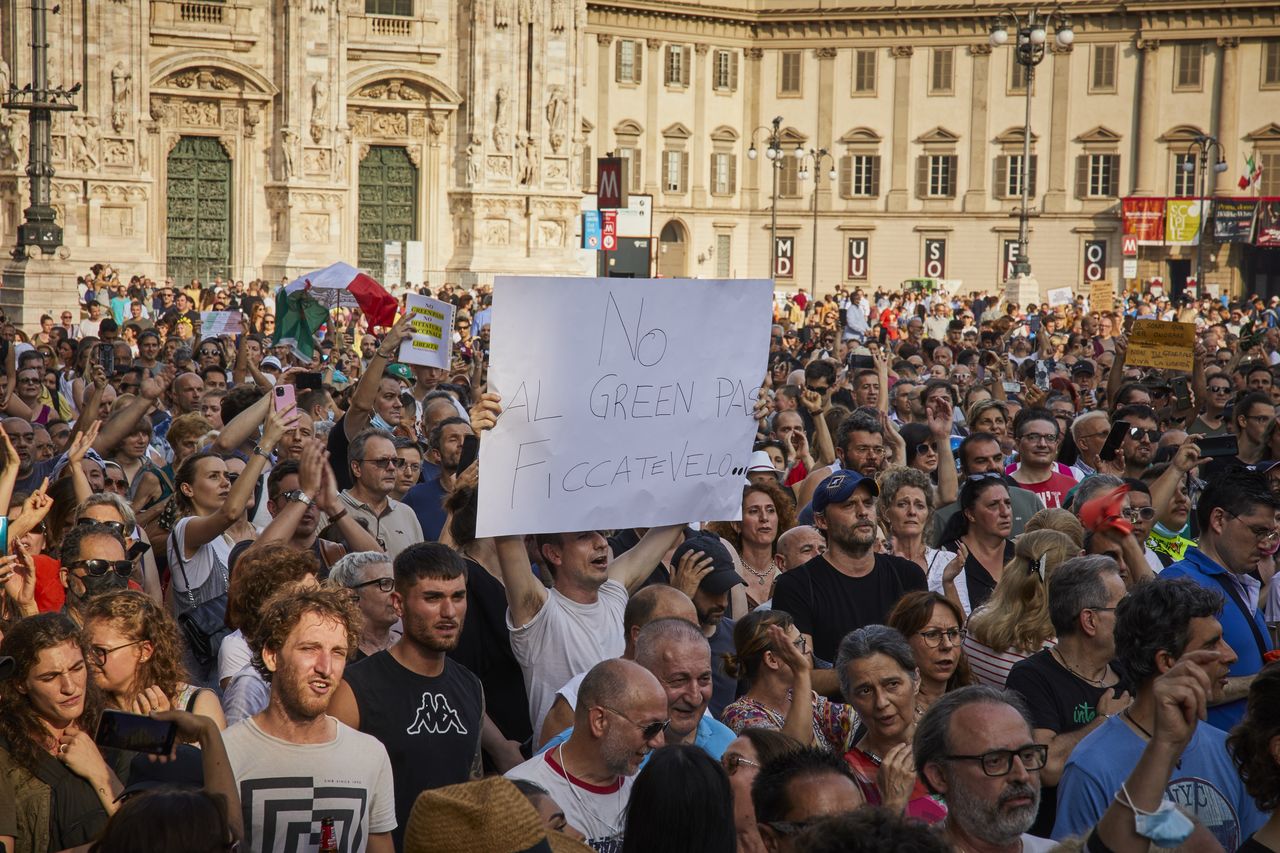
[
  {"x1": 582, "y1": 211, "x2": 601, "y2": 250},
  {"x1": 1122, "y1": 235, "x2": 1138, "y2": 257},
  {"x1": 1123, "y1": 258, "x2": 1138, "y2": 279},
  {"x1": 601, "y1": 209, "x2": 618, "y2": 251},
  {"x1": 597, "y1": 158, "x2": 628, "y2": 210}
]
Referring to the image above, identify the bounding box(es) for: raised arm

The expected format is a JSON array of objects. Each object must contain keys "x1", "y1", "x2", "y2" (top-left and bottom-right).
[
  {"x1": 212, "y1": 390, "x2": 271, "y2": 454},
  {"x1": 0, "y1": 425, "x2": 20, "y2": 516},
  {"x1": 344, "y1": 313, "x2": 413, "y2": 441},
  {"x1": 609, "y1": 524, "x2": 685, "y2": 593},
  {"x1": 93, "y1": 375, "x2": 162, "y2": 454},
  {"x1": 873, "y1": 345, "x2": 890, "y2": 415},
  {"x1": 70, "y1": 364, "x2": 108, "y2": 439},
  {"x1": 1105, "y1": 334, "x2": 1128, "y2": 410},
  {"x1": 767, "y1": 625, "x2": 817, "y2": 747},
  {"x1": 495, "y1": 534, "x2": 549, "y2": 629},
  {"x1": 801, "y1": 390, "x2": 836, "y2": 468},
  {"x1": 928, "y1": 396, "x2": 958, "y2": 506}
]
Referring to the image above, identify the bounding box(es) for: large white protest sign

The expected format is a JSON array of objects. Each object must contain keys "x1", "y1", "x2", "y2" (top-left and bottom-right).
[
  {"x1": 477, "y1": 276, "x2": 773, "y2": 537},
  {"x1": 397, "y1": 292, "x2": 454, "y2": 369}
]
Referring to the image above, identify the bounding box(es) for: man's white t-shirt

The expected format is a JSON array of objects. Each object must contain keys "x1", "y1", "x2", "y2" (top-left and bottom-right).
[
  {"x1": 508, "y1": 579, "x2": 628, "y2": 737},
  {"x1": 506, "y1": 747, "x2": 632, "y2": 853},
  {"x1": 222, "y1": 716, "x2": 396, "y2": 853}
]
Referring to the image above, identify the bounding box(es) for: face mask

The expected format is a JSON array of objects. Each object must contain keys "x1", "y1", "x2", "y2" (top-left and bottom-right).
[
  {"x1": 1133, "y1": 799, "x2": 1195, "y2": 847},
  {"x1": 370, "y1": 412, "x2": 395, "y2": 432},
  {"x1": 1152, "y1": 520, "x2": 1190, "y2": 540}
]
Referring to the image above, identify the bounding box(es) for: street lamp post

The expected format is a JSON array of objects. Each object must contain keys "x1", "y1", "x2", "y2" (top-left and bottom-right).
[
  {"x1": 799, "y1": 148, "x2": 836, "y2": 297},
  {"x1": 989, "y1": 7, "x2": 1073, "y2": 278},
  {"x1": 748, "y1": 117, "x2": 786, "y2": 280},
  {"x1": 1182, "y1": 134, "x2": 1228, "y2": 294},
  {"x1": 1, "y1": 0, "x2": 80, "y2": 259}
]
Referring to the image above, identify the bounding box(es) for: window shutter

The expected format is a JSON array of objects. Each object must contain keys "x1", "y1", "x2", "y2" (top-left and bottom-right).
[
  {"x1": 634, "y1": 43, "x2": 643, "y2": 82},
  {"x1": 1029, "y1": 154, "x2": 1038, "y2": 196},
  {"x1": 946, "y1": 155, "x2": 958, "y2": 197},
  {"x1": 680, "y1": 151, "x2": 689, "y2": 191},
  {"x1": 616, "y1": 41, "x2": 624, "y2": 83},
  {"x1": 869, "y1": 156, "x2": 881, "y2": 197},
  {"x1": 994, "y1": 156, "x2": 1009, "y2": 198},
  {"x1": 682, "y1": 46, "x2": 691, "y2": 86},
  {"x1": 730, "y1": 51, "x2": 739, "y2": 91},
  {"x1": 916, "y1": 156, "x2": 929, "y2": 198},
  {"x1": 1075, "y1": 155, "x2": 1089, "y2": 198},
  {"x1": 710, "y1": 153, "x2": 719, "y2": 192},
  {"x1": 728, "y1": 153, "x2": 737, "y2": 193},
  {"x1": 1106, "y1": 155, "x2": 1119, "y2": 196},
  {"x1": 632, "y1": 149, "x2": 642, "y2": 191},
  {"x1": 839, "y1": 155, "x2": 852, "y2": 197}
]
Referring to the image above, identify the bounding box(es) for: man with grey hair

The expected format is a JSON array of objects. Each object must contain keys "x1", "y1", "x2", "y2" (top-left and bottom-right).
[
  {"x1": 1069, "y1": 410, "x2": 1110, "y2": 478},
  {"x1": 339, "y1": 427, "x2": 423, "y2": 560},
  {"x1": 330, "y1": 550, "x2": 401, "y2": 659},
  {"x1": 1072, "y1": 473, "x2": 1156, "y2": 586},
  {"x1": 1005, "y1": 556, "x2": 1132, "y2": 836},
  {"x1": 915, "y1": 685, "x2": 1054, "y2": 852}
]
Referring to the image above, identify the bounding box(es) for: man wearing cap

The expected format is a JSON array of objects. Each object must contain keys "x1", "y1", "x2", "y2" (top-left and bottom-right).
[
  {"x1": 1070, "y1": 361, "x2": 1101, "y2": 410},
  {"x1": 772, "y1": 471, "x2": 926, "y2": 662}
]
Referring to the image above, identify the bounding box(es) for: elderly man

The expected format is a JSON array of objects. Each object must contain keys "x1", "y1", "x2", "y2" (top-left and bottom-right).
[
  {"x1": 338, "y1": 428, "x2": 424, "y2": 561},
  {"x1": 1069, "y1": 411, "x2": 1110, "y2": 478},
  {"x1": 915, "y1": 685, "x2": 1054, "y2": 853},
  {"x1": 329, "y1": 550, "x2": 402, "y2": 659},
  {"x1": 505, "y1": 658, "x2": 668, "y2": 850},
  {"x1": 774, "y1": 524, "x2": 826, "y2": 573}
]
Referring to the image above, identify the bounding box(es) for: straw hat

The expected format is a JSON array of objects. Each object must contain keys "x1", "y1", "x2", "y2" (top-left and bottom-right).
[{"x1": 403, "y1": 777, "x2": 594, "y2": 853}]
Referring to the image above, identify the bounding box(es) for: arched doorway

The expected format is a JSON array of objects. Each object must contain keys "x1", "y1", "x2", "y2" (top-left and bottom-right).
[
  {"x1": 166, "y1": 136, "x2": 232, "y2": 283},
  {"x1": 657, "y1": 220, "x2": 687, "y2": 278},
  {"x1": 358, "y1": 146, "x2": 419, "y2": 278}
]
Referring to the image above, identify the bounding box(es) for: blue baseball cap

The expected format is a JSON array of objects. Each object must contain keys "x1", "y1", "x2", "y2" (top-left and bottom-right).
[{"x1": 812, "y1": 470, "x2": 879, "y2": 514}]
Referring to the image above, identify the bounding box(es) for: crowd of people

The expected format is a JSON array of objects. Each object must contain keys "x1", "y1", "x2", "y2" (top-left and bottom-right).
[{"x1": 3, "y1": 267, "x2": 1280, "y2": 853}]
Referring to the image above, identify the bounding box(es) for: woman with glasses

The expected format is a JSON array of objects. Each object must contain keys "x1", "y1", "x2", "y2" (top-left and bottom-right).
[
  {"x1": 835, "y1": 625, "x2": 947, "y2": 823},
  {"x1": 886, "y1": 591, "x2": 974, "y2": 714},
  {"x1": 13, "y1": 364, "x2": 52, "y2": 425},
  {"x1": 936, "y1": 474, "x2": 1014, "y2": 615},
  {"x1": 721, "y1": 729, "x2": 797, "y2": 853},
  {"x1": 721, "y1": 610, "x2": 858, "y2": 753},
  {"x1": 878, "y1": 467, "x2": 956, "y2": 583},
  {"x1": 707, "y1": 481, "x2": 797, "y2": 610},
  {"x1": 963, "y1": 530, "x2": 1077, "y2": 688},
  {"x1": 83, "y1": 589, "x2": 226, "y2": 729},
  {"x1": 391, "y1": 437, "x2": 424, "y2": 501},
  {"x1": 77, "y1": 493, "x2": 164, "y2": 605},
  {"x1": 900, "y1": 422, "x2": 939, "y2": 480},
  {"x1": 195, "y1": 337, "x2": 227, "y2": 371},
  {"x1": 1191, "y1": 372, "x2": 1233, "y2": 437}
]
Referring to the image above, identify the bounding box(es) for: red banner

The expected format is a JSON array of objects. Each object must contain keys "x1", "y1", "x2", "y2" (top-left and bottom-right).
[{"x1": 1122, "y1": 197, "x2": 1166, "y2": 246}]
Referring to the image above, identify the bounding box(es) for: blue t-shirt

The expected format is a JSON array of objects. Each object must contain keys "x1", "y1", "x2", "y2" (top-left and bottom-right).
[
  {"x1": 1053, "y1": 715, "x2": 1265, "y2": 850},
  {"x1": 403, "y1": 476, "x2": 449, "y2": 541},
  {"x1": 541, "y1": 713, "x2": 736, "y2": 763},
  {"x1": 110, "y1": 295, "x2": 130, "y2": 325},
  {"x1": 1160, "y1": 548, "x2": 1271, "y2": 730}
]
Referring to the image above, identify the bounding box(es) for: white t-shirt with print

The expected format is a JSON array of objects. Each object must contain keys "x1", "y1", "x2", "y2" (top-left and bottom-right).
[{"x1": 506, "y1": 747, "x2": 632, "y2": 853}]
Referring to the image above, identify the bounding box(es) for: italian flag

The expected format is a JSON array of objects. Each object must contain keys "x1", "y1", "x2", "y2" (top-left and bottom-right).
[{"x1": 1239, "y1": 152, "x2": 1263, "y2": 191}]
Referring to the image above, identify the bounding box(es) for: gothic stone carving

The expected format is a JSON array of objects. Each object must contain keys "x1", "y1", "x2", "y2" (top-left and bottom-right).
[{"x1": 357, "y1": 80, "x2": 426, "y2": 101}]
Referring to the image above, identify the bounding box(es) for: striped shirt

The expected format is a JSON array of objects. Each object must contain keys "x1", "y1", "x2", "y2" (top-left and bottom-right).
[{"x1": 962, "y1": 634, "x2": 1056, "y2": 689}]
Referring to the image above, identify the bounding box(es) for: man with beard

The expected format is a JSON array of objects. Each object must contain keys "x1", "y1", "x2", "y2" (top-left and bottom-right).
[
  {"x1": 403, "y1": 416, "x2": 472, "y2": 540},
  {"x1": 58, "y1": 521, "x2": 131, "y2": 624},
  {"x1": 772, "y1": 471, "x2": 925, "y2": 662},
  {"x1": 1052, "y1": 579, "x2": 1263, "y2": 847},
  {"x1": 331, "y1": 542, "x2": 483, "y2": 851},
  {"x1": 505, "y1": 658, "x2": 668, "y2": 851},
  {"x1": 793, "y1": 409, "x2": 890, "y2": 512},
  {"x1": 224, "y1": 585, "x2": 396, "y2": 853},
  {"x1": 339, "y1": 428, "x2": 424, "y2": 560},
  {"x1": 1112, "y1": 404, "x2": 1161, "y2": 479},
  {"x1": 915, "y1": 686, "x2": 1055, "y2": 853},
  {"x1": 673, "y1": 533, "x2": 746, "y2": 717}
]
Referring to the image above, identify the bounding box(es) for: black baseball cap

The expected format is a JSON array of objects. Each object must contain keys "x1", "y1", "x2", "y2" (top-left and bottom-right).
[{"x1": 672, "y1": 533, "x2": 744, "y2": 596}]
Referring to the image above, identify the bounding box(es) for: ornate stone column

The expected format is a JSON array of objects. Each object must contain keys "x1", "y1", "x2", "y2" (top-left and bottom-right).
[
  {"x1": 743, "y1": 48, "x2": 764, "y2": 206},
  {"x1": 887, "y1": 46, "x2": 913, "y2": 212},
  {"x1": 1215, "y1": 37, "x2": 1241, "y2": 196},
  {"x1": 1042, "y1": 42, "x2": 1073, "y2": 212},
  {"x1": 1133, "y1": 39, "x2": 1161, "y2": 196},
  {"x1": 963, "y1": 44, "x2": 992, "y2": 212},
  {"x1": 644, "y1": 38, "x2": 661, "y2": 194},
  {"x1": 692, "y1": 42, "x2": 710, "y2": 205}
]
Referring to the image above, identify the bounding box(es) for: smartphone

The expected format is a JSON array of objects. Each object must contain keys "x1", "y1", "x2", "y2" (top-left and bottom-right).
[
  {"x1": 1002, "y1": 381, "x2": 1022, "y2": 394},
  {"x1": 848, "y1": 354, "x2": 875, "y2": 371},
  {"x1": 458, "y1": 433, "x2": 479, "y2": 472},
  {"x1": 1100, "y1": 420, "x2": 1130, "y2": 462},
  {"x1": 0, "y1": 516, "x2": 9, "y2": 555},
  {"x1": 94, "y1": 709, "x2": 178, "y2": 756},
  {"x1": 1198, "y1": 434, "x2": 1239, "y2": 459},
  {"x1": 273, "y1": 383, "x2": 296, "y2": 413},
  {"x1": 295, "y1": 371, "x2": 322, "y2": 391},
  {"x1": 1170, "y1": 376, "x2": 1191, "y2": 409},
  {"x1": 97, "y1": 343, "x2": 115, "y2": 376}
]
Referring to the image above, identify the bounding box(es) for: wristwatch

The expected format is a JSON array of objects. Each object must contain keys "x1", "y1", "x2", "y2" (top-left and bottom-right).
[
  {"x1": 253, "y1": 446, "x2": 272, "y2": 460},
  {"x1": 283, "y1": 490, "x2": 314, "y2": 507}
]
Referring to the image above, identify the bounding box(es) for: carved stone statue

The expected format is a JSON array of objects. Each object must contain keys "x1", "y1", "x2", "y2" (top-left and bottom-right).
[
  {"x1": 69, "y1": 115, "x2": 100, "y2": 171},
  {"x1": 465, "y1": 134, "x2": 483, "y2": 185},
  {"x1": 110, "y1": 62, "x2": 131, "y2": 133},
  {"x1": 0, "y1": 59, "x2": 10, "y2": 99},
  {"x1": 518, "y1": 135, "x2": 539, "y2": 186},
  {"x1": 280, "y1": 129, "x2": 296, "y2": 179},
  {"x1": 309, "y1": 78, "x2": 329, "y2": 144},
  {"x1": 549, "y1": 0, "x2": 568, "y2": 31},
  {"x1": 494, "y1": 0, "x2": 512, "y2": 27},
  {"x1": 334, "y1": 127, "x2": 350, "y2": 179},
  {"x1": 545, "y1": 86, "x2": 568, "y2": 153},
  {"x1": 492, "y1": 87, "x2": 510, "y2": 151}
]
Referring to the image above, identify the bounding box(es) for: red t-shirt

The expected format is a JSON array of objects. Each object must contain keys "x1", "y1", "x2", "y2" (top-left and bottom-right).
[
  {"x1": 1011, "y1": 467, "x2": 1078, "y2": 510},
  {"x1": 34, "y1": 553, "x2": 65, "y2": 612}
]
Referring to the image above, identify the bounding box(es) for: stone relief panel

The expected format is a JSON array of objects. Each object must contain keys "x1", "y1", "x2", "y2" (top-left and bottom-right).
[
  {"x1": 303, "y1": 147, "x2": 332, "y2": 175},
  {"x1": 537, "y1": 219, "x2": 565, "y2": 248},
  {"x1": 300, "y1": 213, "x2": 329, "y2": 243},
  {"x1": 99, "y1": 206, "x2": 136, "y2": 238},
  {"x1": 483, "y1": 219, "x2": 511, "y2": 246}
]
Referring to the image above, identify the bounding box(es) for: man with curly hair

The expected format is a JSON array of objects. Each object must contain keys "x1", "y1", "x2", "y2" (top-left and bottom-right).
[{"x1": 222, "y1": 585, "x2": 396, "y2": 853}]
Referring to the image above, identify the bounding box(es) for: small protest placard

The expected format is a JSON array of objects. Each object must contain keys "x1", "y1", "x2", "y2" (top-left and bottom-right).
[
  {"x1": 200, "y1": 311, "x2": 242, "y2": 337},
  {"x1": 1047, "y1": 287, "x2": 1073, "y2": 307},
  {"x1": 1128, "y1": 319, "x2": 1195, "y2": 371},
  {"x1": 1089, "y1": 279, "x2": 1114, "y2": 313},
  {"x1": 397, "y1": 293, "x2": 454, "y2": 369}
]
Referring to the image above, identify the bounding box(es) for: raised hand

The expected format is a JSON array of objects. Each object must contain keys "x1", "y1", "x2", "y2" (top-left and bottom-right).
[
  {"x1": 470, "y1": 392, "x2": 502, "y2": 433},
  {"x1": 1152, "y1": 651, "x2": 1217, "y2": 749},
  {"x1": 67, "y1": 421, "x2": 102, "y2": 464},
  {"x1": 261, "y1": 403, "x2": 298, "y2": 448},
  {"x1": 876, "y1": 743, "x2": 918, "y2": 815},
  {"x1": 670, "y1": 548, "x2": 714, "y2": 601},
  {"x1": 766, "y1": 624, "x2": 811, "y2": 677},
  {"x1": 297, "y1": 438, "x2": 325, "y2": 498},
  {"x1": 942, "y1": 542, "x2": 967, "y2": 586}
]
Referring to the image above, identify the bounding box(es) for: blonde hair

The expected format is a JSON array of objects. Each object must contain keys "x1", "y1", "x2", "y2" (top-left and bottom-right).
[
  {"x1": 1022, "y1": 508, "x2": 1086, "y2": 550},
  {"x1": 966, "y1": 529, "x2": 1077, "y2": 654}
]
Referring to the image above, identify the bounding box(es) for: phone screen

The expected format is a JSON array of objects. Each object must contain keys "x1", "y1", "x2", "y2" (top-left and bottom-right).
[
  {"x1": 1198, "y1": 434, "x2": 1239, "y2": 459},
  {"x1": 295, "y1": 372, "x2": 322, "y2": 391},
  {"x1": 94, "y1": 709, "x2": 178, "y2": 756},
  {"x1": 1100, "y1": 421, "x2": 1130, "y2": 462},
  {"x1": 458, "y1": 434, "x2": 480, "y2": 472}
]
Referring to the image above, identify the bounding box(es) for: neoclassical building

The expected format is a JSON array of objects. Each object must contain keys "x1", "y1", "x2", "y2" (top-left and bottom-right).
[{"x1": 2, "y1": 0, "x2": 1279, "y2": 297}]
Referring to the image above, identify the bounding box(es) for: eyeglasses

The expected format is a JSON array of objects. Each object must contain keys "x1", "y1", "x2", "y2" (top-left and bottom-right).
[
  {"x1": 918, "y1": 627, "x2": 964, "y2": 648},
  {"x1": 360, "y1": 457, "x2": 406, "y2": 470},
  {"x1": 1121, "y1": 506, "x2": 1156, "y2": 523},
  {"x1": 104, "y1": 477, "x2": 129, "y2": 490},
  {"x1": 1018, "y1": 432, "x2": 1059, "y2": 445},
  {"x1": 352, "y1": 576, "x2": 395, "y2": 593},
  {"x1": 400, "y1": 463, "x2": 422, "y2": 475},
  {"x1": 805, "y1": 384, "x2": 830, "y2": 395},
  {"x1": 600, "y1": 706, "x2": 670, "y2": 741},
  {"x1": 67, "y1": 559, "x2": 134, "y2": 578},
  {"x1": 1208, "y1": 386, "x2": 1232, "y2": 394},
  {"x1": 199, "y1": 349, "x2": 220, "y2": 357},
  {"x1": 721, "y1": 753, "x2": 760, "y2": 776},
  {"x1": 945, "y1": 744, "x2": 1048, "y2": 776},
  {"x1": 914, "y1": 442, "x2": 937, "y2": 456},
  {"x1": 1225, "y1": 510, "x2": 1280, "y2": 544},
  {"x1": 1126, "y1": 427, "x2": 1160, "y2": 442},
  {"x1": 966, "y1": 472, "x2": 1005, "y2": 483},
  {"x1": 77, "y1": 519, "x2": 128, "y2": 536},
  {"x1": 89, "y1": 639, "x2": 143, "y2": 667}
]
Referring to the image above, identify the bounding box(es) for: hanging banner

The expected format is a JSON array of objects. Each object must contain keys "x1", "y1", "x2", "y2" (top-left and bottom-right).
[
  {"x1": 1164, "y1": 199, "x2": 1205, "y2": 246},
  {"x1": 1213, "y1": 199, "x2": 1259, "y2": 243},
  {"x1": 1257, "y1": 202, "x2": 1280, "y2": 247},
  {"x1": 774, "y1": 236, "x2": 795, "y2": 278},
  {"x1": 1122, "y1": 197, "x2": 1166, "y2": 246},
  {"x1": 1083, "y1": 240, "x2": 1107, "y2": 284},
  {"x1": 846, "y1": 237, "x2": 868, "y2": 280},
  {"x1": 1002, "y1": 240, "x2": 1019, "y2": 282},
  {"x1": 923, "y1": 239, "x2": 946, "y2": 278}
]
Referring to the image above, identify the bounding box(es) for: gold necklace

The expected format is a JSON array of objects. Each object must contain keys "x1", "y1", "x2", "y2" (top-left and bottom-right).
[
  {"x1": 1051, "y1": 646, "x2": 1110, "y2": 687},
  {"x1": 741, "y1": 558, "x2": 775, "y2": 583}
]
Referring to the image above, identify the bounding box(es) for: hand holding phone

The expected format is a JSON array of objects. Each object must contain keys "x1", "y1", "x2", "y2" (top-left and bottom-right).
[
  {"x1": 94, "y1": 708, "x2": 178, "y2": 756},
  {"x1": 1100, "y1": 421, "x2": 1130, "y2": 462},
  {"x1": 273, "y1": 383, "x2": 296, "y2": 414}
]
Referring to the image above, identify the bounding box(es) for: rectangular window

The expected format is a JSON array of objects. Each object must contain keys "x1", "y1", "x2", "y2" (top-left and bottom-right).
[
  {"x1": 616, "y1": 40, "x2": 641, "y2": 84},
  {"x1": 1173, "y1": 153, "x2": 1197, "y2": 196},
  {"x1": 1091, "y1": 44, "x2": 1117, "y2": 92},
  {"x1": 713, "y1": 50, "x2": 739, "y2": 91},
  {"x1": 665, "y1": 45, "x2": 690, "y2": 87},
  {"x1": 1264, "y1": 42, "x2": 1280, "y2": 87},
  {"x1": 663, "y1": 150, "x2": 688, "y2": 192},
  {"x1": 1082, "y1": 154, "x2": 1119, "y2": 197},
  {"x1": 847, "y1": 155, "x2": 880, "y2": 197},
  {"x1": 917, "y1": 154, "x2": 957, "y2": 198},
  {"x1": 711, "y1": 152, "x2": 737, "y2": 195},
  {"x1": 779, "y1": 156, "x2": 800, "y2": 197},
  {"x1": 1175, "y1": 42, "x2": 1203, "y2": 90},
  {"x1": 716, "y1": 234, "x2": 731, "y2": 278},
  {"x1": 1261, "y1": 153, "x2": 1280, "y2": 197},
  {"x1": 930, "y1": 48, "x2": 954, "y2": 94},
  {"x1": 998, "y1": 154, "x2": 1038, "y2": 197},
  {"x1": 1010, "y1": 58, "x2": 1029, "y2": 92},
  {"x1": 618, "y1": 146, "x2": 642, "y2": 192},
  {"x1": 780, "y1": 51, "x2": 802, "y2": 95},
  {"x1": 365, "y1": 0, "x2": 411, "y2": 14},
  {"x1": 853, "y1": 49, "x2": 877, "y2": 94}
]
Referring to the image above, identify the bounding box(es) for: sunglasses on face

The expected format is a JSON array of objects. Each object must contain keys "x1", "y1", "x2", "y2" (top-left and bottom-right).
[
  {"x1": 361, "y1": 457, "x2": 406, "y2": 470},
  {"x1": 78, "y1": 518, "x2": 128, "y2": 536},
  {"x1": 67, "y1": 559, "x2": 133, "y2": 578},
  {"x1": 914, "y1": 442, "x2": 937, "y2": 456},
  {"x1": 1122, "y1": 506, "x2": 1156, "y2": 522},
  {"x1": 1127, "y1": 427, "x2": 1160, "y2": 442}
]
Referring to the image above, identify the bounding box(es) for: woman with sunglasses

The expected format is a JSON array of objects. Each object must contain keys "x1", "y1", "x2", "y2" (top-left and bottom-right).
[
  {"x1": 83, "y1": 589, "x2": 226, "y2": 730},
  {"x1": 879, "y1": 467, "x2": 956, "y2": 583},
  {"x1": 77, "y1": 493, "x2": 164, "y2": 605},
  {"x1": 721, "y1": 729, "x2": 798, "y2": 853},
  {"x1": 886, "y1": 591, "x2": 974, "y2": 714},
  {"x1": 721, "y1": 610, "x2": 858, "y2": 753},
  {"x1": 900, "y1": 423, "x2": 939, "y2": 480},
  {"x1": 936, "y1": 474, "x2": 1014, "y2": 615}
]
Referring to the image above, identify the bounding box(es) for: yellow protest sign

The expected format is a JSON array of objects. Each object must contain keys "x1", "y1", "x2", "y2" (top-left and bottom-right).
[
  {"x1": 1127, "y1": 319, "x2": 1195, "y2": 371},
  {"x1": 1089, "y1": 279, "x2": 1114, "y2": 313}
]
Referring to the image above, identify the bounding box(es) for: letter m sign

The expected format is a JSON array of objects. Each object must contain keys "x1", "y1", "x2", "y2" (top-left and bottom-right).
[{"x1": 597, "y1": 157, "x2": 628, "y2": 209}]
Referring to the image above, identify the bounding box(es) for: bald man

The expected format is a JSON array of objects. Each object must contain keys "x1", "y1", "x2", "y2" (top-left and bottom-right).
[
  {"x1": 774, "y1": 525, "x2": 827, "y2": 573},
  {"x1": 537, "y1": 585, "x2": 696, "y2": 747},
  {"x1": 506, "y1": 658, "x2": 667, "y2": 850}
]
